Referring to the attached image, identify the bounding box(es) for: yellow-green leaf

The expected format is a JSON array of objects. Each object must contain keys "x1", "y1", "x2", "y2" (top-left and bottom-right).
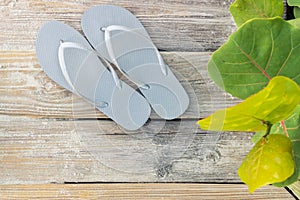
[
  {"x1": 252, "y1": 105, "x2": 300, "y2": 187},
  {"x1": 238, "y1": 134, "x2": 294, "y2": 193},
  {"x1": 230, "y1": 0, "x2": 284, "y2": 27},
  {"x1": 198, "y1": 76, "x2": 300, "y2": 132},
  {"x1": 272, "y1": 105, "x2": 300, "y2": 186}
]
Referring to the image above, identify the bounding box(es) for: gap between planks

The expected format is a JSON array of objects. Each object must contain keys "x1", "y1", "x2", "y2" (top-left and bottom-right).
[{"x1": 0, "y1": 183, "x2": 293, "y2": 199}]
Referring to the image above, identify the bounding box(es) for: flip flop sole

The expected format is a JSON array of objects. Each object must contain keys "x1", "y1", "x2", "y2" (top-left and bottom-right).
[
  {"x1": 36, "y1": 21, "x2": 151, "y2": 130},
  {"x1": 81, "y1": 5, "x2": 189, "y2": 120}
]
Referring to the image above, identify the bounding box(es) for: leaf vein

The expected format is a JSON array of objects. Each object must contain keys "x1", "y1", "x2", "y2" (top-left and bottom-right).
[
  {"x1": 292, "y1": 73, "x2": 300, "y2": 81},
  {"x1": 287, "y1": 125, "x2": 300, "y2": 130},
  {"x1": 265, "y1": 29, "x2": 274, "y2": 71},
  {"x1": 222, "y1": 61, "x2": 252, "y2": 65},
  {"x1": 232, "y1": 39, "x2": 272, "y2": 80},
  {"x1": 227, "y1": 82, "x2": 268, "y2": 87},
  {"x1": 222, "y1": 72, "x2": 262, "y2": 75},
  {"x1": 249, "y1": 32, "x2": 256, "y2": 56},
  {"x1": 254, "y1": 143, "x2": 265, "y2": 179},
  {"x1": 250, "y1": 0, "x2": 268, "y2": 18},
  {"x1": 277, "y1": 49, "x2": 293, "y2": 76}
]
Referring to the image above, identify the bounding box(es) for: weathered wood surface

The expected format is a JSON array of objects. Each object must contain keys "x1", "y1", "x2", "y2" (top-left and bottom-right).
[
  {"x1": 0, "y1": 0, "x2": 235, "y2": 52},
  {"x1": 0, "y1": 184, "x2": 293, "y2": 200},
  {"x1": 0, "y1": 0, "x2": 294, "y2": 198},
  {"x1": 0, "y1": 51, "x2": 240, "y2": 119},
  {"x1": 289, "y1": 181, "x2": 300, "y2": 198},
  {"x1": 0, "y1": 118, "x2": 252, "y2": 183}
]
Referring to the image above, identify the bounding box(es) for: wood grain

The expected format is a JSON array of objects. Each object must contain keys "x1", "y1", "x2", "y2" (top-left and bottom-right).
[
  {"x1": 0, "y1": 183, "x2": 293, "y2": 200},
  {"x1": 0, "y1": 0, "x2": 295, "y2": 199},
  {"x1": 288, "y1": 181, "x2": 300, "y2": 199},
  {"x1": 0, "y1": 51, "x2": 240, "y2": 119},
  {"x1": 0, "y1": 118, "x2": 253, "y2": 183},
  {"x1": 0, "y1": 0, "x2": 235, "y2": 52}
]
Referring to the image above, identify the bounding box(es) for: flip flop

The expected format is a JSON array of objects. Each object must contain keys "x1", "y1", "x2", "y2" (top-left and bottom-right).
[
  {"x1": 36, "y1": 21, "x2": 151, "y2": 130},
  {"x1": 81, "y1": 5, "x2": 189, "y2": 120}
]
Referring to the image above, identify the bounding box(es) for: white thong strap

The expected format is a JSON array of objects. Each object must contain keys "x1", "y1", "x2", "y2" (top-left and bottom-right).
[
  {"x1": 58, "y1": 40, "x2": 122, "y2": 108},
  {"x1": 101, "y1": 25, "x2": 168, "y2": 89}
]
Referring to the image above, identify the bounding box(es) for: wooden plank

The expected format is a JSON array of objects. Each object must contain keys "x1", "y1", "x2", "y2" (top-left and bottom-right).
[
  {"x1": 0, "y1": 118, "x2": 253, "y2": 183},
  {"x1": 288, "y1": 181, "x2": 300, "y2": 199},
  {"x1": 0, "y1": 183, "x2": 293, "y2": 199},
  {"x1": 0, "y1": 0, "x2": 235, "y2": 52},
  {"x1": 0, "y1": 51, "x2": 240, "y2": 119}
]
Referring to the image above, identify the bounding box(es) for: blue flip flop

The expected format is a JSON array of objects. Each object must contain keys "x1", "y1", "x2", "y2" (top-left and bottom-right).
[{"x1": 81, "y1": 5, "x2": 189, "y2": 119}]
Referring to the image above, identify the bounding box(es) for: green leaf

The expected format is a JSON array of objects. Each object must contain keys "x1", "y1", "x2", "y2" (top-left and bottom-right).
[
  {"x1": 285, "y1": 0, "x2": 300, "y2": 18},
  {"x1": 198, "y1": 76, "x2": 300, "y2": 132},
  {"x1": 238, "y1": 134, "x2": 294, "y2": 193},
  {"x1": 288, "y1": 18, "x2": 300, "y2": 28},
  {"x1": 251, "y1": 131, "x2": 265, "y2": 143},
  {"x1": 208, "y1": 17, "x2": 300, "y2": 99},
  {"x1": 230, "y1": 0, "x2": 284, "y2": 27},
  {"x1": 288, "y1": 0, "x2": 300, "y2": 6},
  {"x1": 295, "y1": 7, "x2": 300, "y2": 18},
  {"x1": 272, "y1": 106, "x2": 300, "y2": 186},
  {"x1": 251, "y1": 106, "x2": 300, "y2": 187}
]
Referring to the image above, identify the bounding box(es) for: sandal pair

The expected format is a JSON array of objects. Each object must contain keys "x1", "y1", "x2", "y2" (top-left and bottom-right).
[{"x1": 36, "y1": 5, "x2": 189, "y2": 130}]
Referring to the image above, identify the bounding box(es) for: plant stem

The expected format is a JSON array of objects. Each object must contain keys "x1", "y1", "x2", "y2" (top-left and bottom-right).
[
  {"x1": 263, "y1": 121, "x2": 272, "y2": 138},
  {"x1": 280, "y1": 120, "x2": 289, "y2": 137}
]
